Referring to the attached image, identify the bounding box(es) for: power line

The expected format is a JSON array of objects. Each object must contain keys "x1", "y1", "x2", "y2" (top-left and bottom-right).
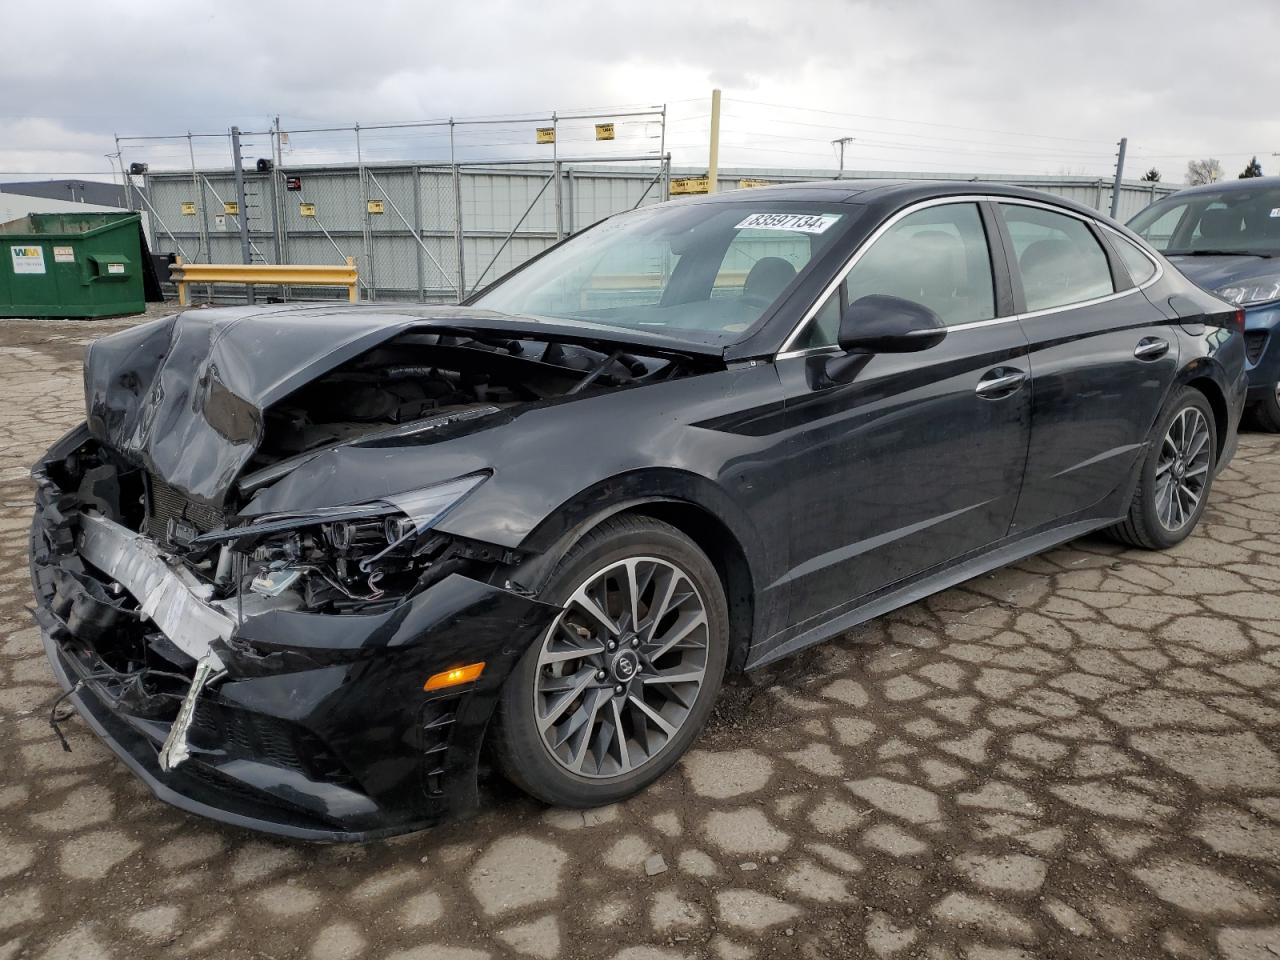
[
  {"x1": 715, "y1": 126, "x2": 1115, "y2": 161},
  {"x1": 717, "y1": 112, "x2": 1117, "y2": 157},
  {"x1": 725, "y1": 96, "x2": 1115, "y2": 145}
]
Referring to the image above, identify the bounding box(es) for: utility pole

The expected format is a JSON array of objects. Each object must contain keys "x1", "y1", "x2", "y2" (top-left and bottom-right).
[
  {"x1": 1109, "y1": 137, "x2": 1128, "y2": 219},
  {"x1": 230, "y1": 126, "x2": 254, "y2": 302},
  {"x1": 707, "y1": 88, "x2": 722, "y2": 194},
  {"x1": 832, "y1": 136, "x2": 855, "y2": 178}
]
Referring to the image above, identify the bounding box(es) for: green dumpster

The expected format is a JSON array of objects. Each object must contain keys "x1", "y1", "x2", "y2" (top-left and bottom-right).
[{"x1": 0, "y1": 212, "x2": 146, "y2": 318}]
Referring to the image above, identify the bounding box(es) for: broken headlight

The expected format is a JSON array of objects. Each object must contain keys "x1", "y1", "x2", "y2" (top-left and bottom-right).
[{"x1": 201, "y1": 474, "x2": 488, "y2": 610}]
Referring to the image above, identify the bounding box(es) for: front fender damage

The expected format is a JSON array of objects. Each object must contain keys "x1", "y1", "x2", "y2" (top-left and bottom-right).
[{"x1": 31, "y1": 444, "x2": 562, "y2": 840}]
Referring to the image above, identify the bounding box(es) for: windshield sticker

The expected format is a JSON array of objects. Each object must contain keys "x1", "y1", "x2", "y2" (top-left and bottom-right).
[
  {"x1": 735, "y1": 212, "x2": 841, "y2": 234},
  {"x1": 1271, "y1": 208, "x2": 1280, "y2": 218}
]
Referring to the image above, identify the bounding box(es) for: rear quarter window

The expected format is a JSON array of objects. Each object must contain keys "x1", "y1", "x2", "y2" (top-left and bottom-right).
[{"x1": 1107, "y1": 231, "x2": 1157, "y2": 287}]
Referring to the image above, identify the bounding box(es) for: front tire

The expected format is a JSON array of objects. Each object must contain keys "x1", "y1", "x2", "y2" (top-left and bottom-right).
[
  {"x1": 1110, "y1": 387, "x2": 1217, "y2": 550},
  {"x1": 1250, "y1": 382, "x2": 1280, "y2": 433},
  {"x1": 491, "y1": 515, "x2": 729, "y2": 808}
]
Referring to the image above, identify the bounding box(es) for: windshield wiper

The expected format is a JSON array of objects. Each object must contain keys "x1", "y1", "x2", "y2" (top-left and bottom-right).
[{"x1": 1167, "y1": 249, "x2": 1274, "y2": 258}]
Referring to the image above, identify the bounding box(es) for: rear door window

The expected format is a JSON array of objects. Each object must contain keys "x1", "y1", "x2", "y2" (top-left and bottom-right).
[{"x1": 999, "y1": 204, "x2": 1114, "y2": 312}]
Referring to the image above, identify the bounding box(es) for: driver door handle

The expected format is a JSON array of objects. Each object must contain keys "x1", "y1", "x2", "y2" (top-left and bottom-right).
[
  {"x1": 975, "y1": 368, "x2": 1027, "y2": 399},
  {"x1": 1134, "y1": 337, "x2": 1170, "y2": 361}
]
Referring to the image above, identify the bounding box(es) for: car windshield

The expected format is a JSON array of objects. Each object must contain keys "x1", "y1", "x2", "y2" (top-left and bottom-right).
[
  {"x1": 1128, "y1": 186, "x2": 1280, "y2": 256},
  {"x1": 472, "y1": 200, "x2": 852, "y2": 343}
]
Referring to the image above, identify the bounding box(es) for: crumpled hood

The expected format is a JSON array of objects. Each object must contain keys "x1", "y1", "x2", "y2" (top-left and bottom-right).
[
  {"x1": 85, "y1": 302, "x2": 720, "y2": 504},
  {"x1": 1167, "y1": 253, "x2": 1280, "y2": 296}
]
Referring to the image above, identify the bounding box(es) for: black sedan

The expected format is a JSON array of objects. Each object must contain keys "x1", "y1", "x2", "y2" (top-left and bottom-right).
[{"x1": 30, "y1": 180, "x2": 1247, "y2": 840}]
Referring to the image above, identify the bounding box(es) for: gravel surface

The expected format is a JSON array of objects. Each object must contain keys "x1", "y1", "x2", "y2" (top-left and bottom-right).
[{"x1": 1, "y1": 311, "x2": 1278, "y2": 960}]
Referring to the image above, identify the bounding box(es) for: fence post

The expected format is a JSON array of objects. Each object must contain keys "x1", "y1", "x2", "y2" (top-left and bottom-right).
[
  {"x1": 1109, "y1": 137, "x2": 1128, "y2": 219},
  {"x1": 356, "y1": 124, "x2": 374, "y2": 301},
  {"x1": 450, "y1": 118, "x2": 465, "y2": 300},
  {"x1": 552, "y1": 112, "x2": 564, "y2": 240},
  {"x1": 230, "y1": 127, "x2": 253, "y2": 273},
  {"x1": 412, "y1": 166, "x2": 425, "y2": 301}
]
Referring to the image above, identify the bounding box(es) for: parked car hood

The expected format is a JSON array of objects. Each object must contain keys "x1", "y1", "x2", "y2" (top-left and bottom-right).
[
  {"x1": 1166, "y1": 253, "x2": 1279, "y2": 294},
  {"x1": 84, "y1": 303, "x2": 721, "y2": 504}
]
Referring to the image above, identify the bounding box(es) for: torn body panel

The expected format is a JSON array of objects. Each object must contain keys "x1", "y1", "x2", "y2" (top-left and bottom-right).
[{"x1": 31, "y1": 448, "x2": 561, "y2": 840}]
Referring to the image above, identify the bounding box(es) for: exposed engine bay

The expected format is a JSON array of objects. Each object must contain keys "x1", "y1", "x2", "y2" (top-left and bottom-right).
[{"x1": 56, "y1": 326, "x2": 710, "y2": 625}]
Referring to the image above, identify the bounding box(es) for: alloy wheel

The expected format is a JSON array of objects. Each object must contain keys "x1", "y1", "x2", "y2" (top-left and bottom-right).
[
  {"x1": 1155, "y1": 406, "x2": 1212, "y2": 532},
  {"x1": 532, "y1": 556, "x2": 710, "y2": 779}
]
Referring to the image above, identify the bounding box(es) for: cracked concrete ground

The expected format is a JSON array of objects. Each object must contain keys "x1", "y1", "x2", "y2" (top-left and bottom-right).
[{"x1": 1, "y1": 313, "x2": 1278, "y2": 960}]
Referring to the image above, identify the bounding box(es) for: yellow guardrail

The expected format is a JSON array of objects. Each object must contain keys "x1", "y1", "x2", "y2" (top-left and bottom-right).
[{"x1": 169, "y1": 256, "x2": 359, "y2": 306}]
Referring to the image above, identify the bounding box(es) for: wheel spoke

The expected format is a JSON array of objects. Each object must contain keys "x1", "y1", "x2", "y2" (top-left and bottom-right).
[
  {"x1": 624, "y1": 559, "x2": 643, "y2": 635},
  {"x1": 642, "y1": 668, "x2": 705, "y2": 686},
  {"x1": 537, "y1": 669, "x2": 594, "y2": 733},
  {"x1": 570, "y1": 589, "x2": 619, "y2": 637},
  {"x1": 610, "y1": 698, "x2": 632, "y2": 773},
  {"x1": 564, "y1": 688, "x2": 609, "y2": 770},
  {"x1": 628, "y1": 693, "x2": 677, "y2": 738},
  {"x1": 647, "y1": 609, "x2": 707, "y2": 662},
  {"x1": 643, "y1": 567, "x2": 682, "y2": 645}
]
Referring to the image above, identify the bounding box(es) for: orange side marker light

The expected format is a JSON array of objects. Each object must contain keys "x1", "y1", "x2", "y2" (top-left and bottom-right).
[{"x1": 424, "y1": 662, "x2": 485, "y2": 691}]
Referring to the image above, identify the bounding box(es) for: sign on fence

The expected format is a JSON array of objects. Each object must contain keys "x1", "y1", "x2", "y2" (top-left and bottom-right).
[
  {"x1": 595, "y1": 123, "x2": 615, "y2": 141},
  {"x1": 671, "y1": 177, "x2": 710, "y2": 195},
  {"x1": 180, "y1": 201, "x2": 196, "y2": 215},
  {"x1": 535, "y1": 127, "x2": 556, "y2": 144}
]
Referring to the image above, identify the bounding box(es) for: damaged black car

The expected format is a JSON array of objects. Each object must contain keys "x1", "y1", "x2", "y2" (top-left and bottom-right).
[{"x1": 31, "y1": 181, "x2": 1247, "y2": 840}]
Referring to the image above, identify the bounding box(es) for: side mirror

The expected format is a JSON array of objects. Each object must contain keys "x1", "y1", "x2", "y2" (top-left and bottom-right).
[{"x1": 837, "y1": 294, "x2": 947, "y2": 354}]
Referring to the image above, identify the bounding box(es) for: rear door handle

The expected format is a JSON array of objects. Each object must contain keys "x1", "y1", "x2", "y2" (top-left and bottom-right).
[
  {"x1": 975, "y1": 367, "x2": 1027, "y2": 399},
  {"x1": 1134, "y1": 337, "x2": 1170, "y2": 361}
]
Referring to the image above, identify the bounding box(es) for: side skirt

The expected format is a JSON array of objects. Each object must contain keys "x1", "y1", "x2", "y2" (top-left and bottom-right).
[{"x1": 745, "y1": 515, "x2": 1119, "y2": 671}]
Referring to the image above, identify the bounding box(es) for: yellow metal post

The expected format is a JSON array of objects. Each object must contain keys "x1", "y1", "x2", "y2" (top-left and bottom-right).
[
  {"x1": 347, "y1": 257, "x2": 357, "y2": 302},
  {"x1": 707, "y1": 88, "x2": 722, "y2": 195},
  {"x1": 174, "y1": 256, "x2": 188, "y2": 306}
]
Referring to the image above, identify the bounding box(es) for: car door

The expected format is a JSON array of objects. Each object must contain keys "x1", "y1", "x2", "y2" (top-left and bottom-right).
[
  {"x1": 993, "y1": 201, "x2": 1180, "y2": 534},
  {"x1": 773, "y1": 199, "x2": 1032, "y2": 634}
]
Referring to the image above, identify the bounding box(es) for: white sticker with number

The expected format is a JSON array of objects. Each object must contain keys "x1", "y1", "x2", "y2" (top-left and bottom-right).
[{"x1": 735, "y1": 212, "x2": 841, "y2": 234}]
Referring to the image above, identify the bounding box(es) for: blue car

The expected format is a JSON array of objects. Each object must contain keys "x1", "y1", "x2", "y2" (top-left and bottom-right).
[{"x1": 1129, "y1": 177, "x2": 1280, "y2": 430}]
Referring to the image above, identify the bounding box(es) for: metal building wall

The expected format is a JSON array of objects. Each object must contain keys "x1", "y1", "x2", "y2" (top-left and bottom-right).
[{"x1": 143, "y1": 162, "x2": 1178, "y2": 303}]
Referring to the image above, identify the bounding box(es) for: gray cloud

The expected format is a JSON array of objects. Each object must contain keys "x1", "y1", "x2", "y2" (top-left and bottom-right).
[{"x1": 3, "y1": 0, "x2": 1277, "y2": 184}]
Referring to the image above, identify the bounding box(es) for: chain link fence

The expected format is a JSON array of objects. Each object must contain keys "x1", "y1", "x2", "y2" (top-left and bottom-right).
[
  {"x1": 118, "y1": 107, "x2": 672, "y2": 304},
  {"x1": 118, "y1": 107, "x2": 1176, "y2": 306}
]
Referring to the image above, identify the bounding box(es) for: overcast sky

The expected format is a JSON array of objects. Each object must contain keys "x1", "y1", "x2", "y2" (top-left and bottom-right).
[{"x1": 3, "y1": 0, "x2": 1277, "y2": 186}]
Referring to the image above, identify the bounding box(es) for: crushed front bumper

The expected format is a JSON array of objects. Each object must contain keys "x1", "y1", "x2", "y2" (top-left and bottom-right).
[{"x1": 31, "y1": 429, "x2": 559, "y2": 841}]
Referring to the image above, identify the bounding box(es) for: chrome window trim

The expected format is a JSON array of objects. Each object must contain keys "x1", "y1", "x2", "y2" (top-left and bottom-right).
[{"x1": 775, "y1": 195, "x2": 1165, "y2": 359}]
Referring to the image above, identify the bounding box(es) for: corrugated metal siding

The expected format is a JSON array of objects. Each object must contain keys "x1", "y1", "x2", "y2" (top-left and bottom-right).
[{"x1": 143, "y1": 162, "x2": 1179, "y2": 302}]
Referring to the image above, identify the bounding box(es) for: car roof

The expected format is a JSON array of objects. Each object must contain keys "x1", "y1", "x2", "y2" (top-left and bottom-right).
[
  {"x1": 684, "y1": 178, "x2": 1109, "y2": 220},
  {"x1": 1166, "y1": 175, "x2": 1280, "y2": 198}
]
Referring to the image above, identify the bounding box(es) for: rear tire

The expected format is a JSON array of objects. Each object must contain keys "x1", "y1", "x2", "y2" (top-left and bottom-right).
[
  {"x1": 1250, "y1": 382, "x2": 1280, "y2": 433},
  {"x1": 1110, "y1": 387, "x2": 1217, "y2": 550},
  {"x1": 491, "y1": 515, "x2": 729, "y2": 808}
]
